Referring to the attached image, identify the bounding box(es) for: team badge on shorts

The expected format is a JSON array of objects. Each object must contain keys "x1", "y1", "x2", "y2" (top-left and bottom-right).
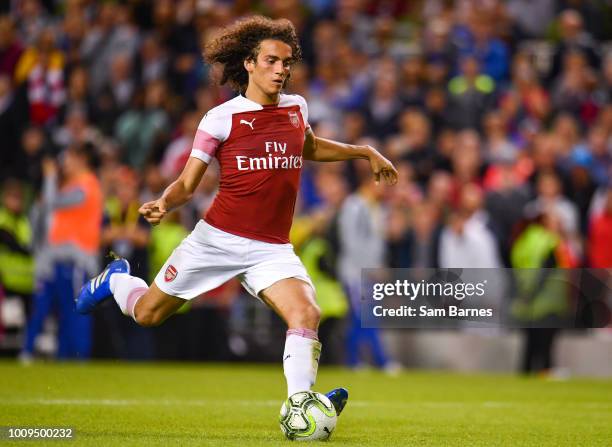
[
  {"x1": 164, "y1": 265, "x2": 178, "y2": 282},
  {"x1": 288, "y1": 111, "x2": 299, "y2": 128}
]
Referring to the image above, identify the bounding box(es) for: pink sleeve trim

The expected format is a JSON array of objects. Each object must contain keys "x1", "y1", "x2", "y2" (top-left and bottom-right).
[
  {"x1": 287, "y1": 328, "x2": 319, "y2": 340},
  {"x1": 190, "y1": 129, "x2": 220, "y2": 163},
  {"x1": 127, "y1": 287, "x2": 148, "y2": 319}
]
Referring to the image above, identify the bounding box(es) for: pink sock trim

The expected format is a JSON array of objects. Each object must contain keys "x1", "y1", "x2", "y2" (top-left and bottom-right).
[
  {"x1": 126, "y1": 287, "x2": 148, "y2": 318},
  {"x1": 287, "y1": 328, "x2": 319, "y2": 341}
]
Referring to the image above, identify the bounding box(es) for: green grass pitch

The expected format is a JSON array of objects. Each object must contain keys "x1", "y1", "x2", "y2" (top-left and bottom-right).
[{"x1": 1, "y1": 361, "x2": 611, "y2": 446}]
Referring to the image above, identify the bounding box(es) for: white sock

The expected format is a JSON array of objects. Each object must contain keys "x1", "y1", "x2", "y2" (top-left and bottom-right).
[
  {"x1": 109, "y1": 273, "x2": 148, "y2": 318},
  {"x1": 283, "y1": 329, "x2": 321, "y2": 397}
]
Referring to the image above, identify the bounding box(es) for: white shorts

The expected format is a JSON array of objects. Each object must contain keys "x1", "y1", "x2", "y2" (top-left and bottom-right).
[{"x1": 154, "y1": 220, "x2": 314, "y2": 300}]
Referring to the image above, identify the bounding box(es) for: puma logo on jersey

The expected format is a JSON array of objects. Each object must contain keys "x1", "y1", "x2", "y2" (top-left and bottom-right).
[{"x1": 240, "y1": 118, "x2": 255, "y2": 130}]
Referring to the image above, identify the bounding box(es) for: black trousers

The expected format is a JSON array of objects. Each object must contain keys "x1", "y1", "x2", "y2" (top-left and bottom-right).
[{"x1": 521, "y1": 328, "x2": 559, "y2": 373}]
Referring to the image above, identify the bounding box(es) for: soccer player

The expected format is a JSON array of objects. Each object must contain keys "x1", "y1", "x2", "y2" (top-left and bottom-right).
[{"x1": 76, "y1": 16, "x2": 397, "y2": 417}]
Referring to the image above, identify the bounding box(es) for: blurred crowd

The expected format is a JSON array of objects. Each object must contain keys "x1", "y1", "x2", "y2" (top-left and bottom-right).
[{"x1": 0, "y1": 0, "x2": 611, "y2": 367}]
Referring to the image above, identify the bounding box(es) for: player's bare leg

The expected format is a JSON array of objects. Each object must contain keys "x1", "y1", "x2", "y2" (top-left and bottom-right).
[
  {"x1": 131, "y1": 283, "x2": 186, "y2": 327},
  {"x1": 100, "y1": 270, "x2": 185, "y2": 326},
  {"x1": 260, "y1": 278, "x2": 320, "y2": 330},
  {"x1": 260, "y1": 278, "x2": 348, "y2": 414}
]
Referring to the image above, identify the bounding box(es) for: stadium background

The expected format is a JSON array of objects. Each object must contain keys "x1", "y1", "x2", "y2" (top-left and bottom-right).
[{"x1": 0, "y1": 0, "x2": 611, "y2": 378}]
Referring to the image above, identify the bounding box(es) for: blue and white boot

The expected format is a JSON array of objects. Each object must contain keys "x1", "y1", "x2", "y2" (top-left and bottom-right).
[
  {"x1": 75, "y1": 258, "x2": 130, "y2": 314},
  {"x1": 325, "y1": 387, "x2": 349, "y2": 415}
]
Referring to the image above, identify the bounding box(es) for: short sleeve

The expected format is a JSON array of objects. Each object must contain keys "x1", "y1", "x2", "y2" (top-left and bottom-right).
[
  {"x1": 190, "y1": 110, "x2": 231, "y2": 163},
  {"x1": 296, "y1": 95, "x2": 310, "y2": 130}
]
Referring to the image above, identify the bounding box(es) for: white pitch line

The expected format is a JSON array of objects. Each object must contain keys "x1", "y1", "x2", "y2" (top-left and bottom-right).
[
  {"x1": 0, "y1": 398, "x2": 610, "y2": 409},
  {"x1": 0, "y1": 398, "x2": 280, "y2": 407}
]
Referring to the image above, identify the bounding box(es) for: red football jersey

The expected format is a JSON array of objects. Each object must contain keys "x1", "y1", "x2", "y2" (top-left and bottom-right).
[{"x1": 190, "y1": 94, "x2": 309, "y2": 243}]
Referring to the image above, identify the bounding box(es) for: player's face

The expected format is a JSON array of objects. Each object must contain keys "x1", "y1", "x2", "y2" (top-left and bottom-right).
[{"x1": 247, "y1": 39, "x2": 293, "y2": 97}]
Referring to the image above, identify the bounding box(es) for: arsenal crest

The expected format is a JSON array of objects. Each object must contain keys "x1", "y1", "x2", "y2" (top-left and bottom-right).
[
  {"x1": 164, "y1": 264, "x2": 178, "y2": 282},
  {"x1": 288, "y1": 111, "x2": 299, "y2": 128}
]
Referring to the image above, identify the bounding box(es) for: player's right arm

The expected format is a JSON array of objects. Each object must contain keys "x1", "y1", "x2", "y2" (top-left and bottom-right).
[
  {"x1": 140, "y1": 105, "x2": 226, "y2": 225},
  {"x1": 139, "y1": 158, "x2": 208, "y2": 225}
]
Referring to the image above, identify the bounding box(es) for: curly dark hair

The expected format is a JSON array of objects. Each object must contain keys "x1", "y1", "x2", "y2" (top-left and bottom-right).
[{"x1": 203, "y1": 15, "x2": 302, "y2": 92}]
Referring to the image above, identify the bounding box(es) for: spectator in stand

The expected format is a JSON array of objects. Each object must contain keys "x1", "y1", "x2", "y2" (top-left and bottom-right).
[
  {"x1": 576, "y1": 124, "x2": 611, "y2": 187},
  {"x1": 16, "y1": 125, "x2": 51, "y2": 193},
  {"x1": 553, "y1": 113, "x2": 582, "y2": 160},
  {"x1": 506, "y1": 0, "x2": 555, "y2": 39},
  {"x1": 596, "y1": 52, "x2": 612, "y2": 106},
  {"x1": 399, "y1": 56, "x2": 425, "y2": 107},
  {"x1": 548, "y1": 9, "x2": 600, "y2": 84},
  {"x1": 447, "y1": 55, "x2": 495, "y2": 130},
  {"x1": 526, "y1": 133, "x2": 569, "y2": 194},
  {"x1": 80, "y1": 2, "x2": 139, "y2": 94},
  {"x1": 551, "y1": 50, "x2": 598, "y2": 123},
  {"x1": 0, "y1": 16, "x2": 23, "y2": 78},
  {"x1": 363, "y1": 65, "x2": 403, "y2": 140},
  {"x1": 13, "y1": 0, "x2": 50, "y2": 47},
  {"x1": 564, "y1": 148, "x2": 599, "y2": 235},
  {"x1": 137, "y1": 33, "x2": 169, "y2": 85},
  {"x1": 336, "y1": 111, "x2": 368, "y2": 191},
  {"x1": 14, "y1": 25, "x2": 65, "y2": 126},
  {"x1": 53, "y1": 106, "x2": 101, "y2": 149},
  {"x1": 57, "y1": 3, "x2": 86, "y2": 69},
  {"x1": 431, "y1": 128, "x2": 455, "y2": 172},
  {"x1": 588, "y1": 184, "x2": 612, "y2": 268},
  {"x1": 163, "y1": 0, "x2": 204, "y2": 97},
  {"x1": 439, "y1": 183, "x2": 502, "y2": 268},
  {"x1": 450, "y1": 130, "x2": 484, "y2": 200},
  {"x1": 304, "y1": 61, "x2": 342, "y2": 128},
  {"x1": 422, "y1": 17, "x2": 454, "y2": 69},
  {"x1": 482, "y1": 110, "x2": 518, "y2": 163},
  {"x1": 499, "y1": 52, "x2": 550, "y2": 131},
  {"x1": 58, "y1": 66, "x2": 94, "y2": 126},
  {"x1": 525, "y1": 171, "x2": 581, "y2": 257},
  {"x1": 387, "y1": 110, "x2": 436, "y2": 186},
  {"x1": 332, "y1": 40, "x2": 370, "y2": 111},
  {"x1": 334, "y1": 0, "x2": 374, "y2": 57},
  {"x1": 102, "y1": 52, "x2": 136, "y2": 110},
  {"x1": 428, "y1": 170, "x2": 454, "y2": 218},
  {"x1": 115, "y1": 79, "x2": 170, "y2": 169},
  {"x1": 484, "y1": 151, "x2": 531, "y2": 266},
  {"x1": 598, "y1": 104, "x2": 612, "y2": 134},
  {"x1": 457, "y1": 10, "x2": 510, "y2": 82},
  {"x1": 389, "y1": 200, "x2": 442, "y2": 269},
  {"x1": 424, "y1": 87, "x2": 450, "y2": 134},
  {"x1": 0, "y1": 74, "x2": 29, "y2": 181}
]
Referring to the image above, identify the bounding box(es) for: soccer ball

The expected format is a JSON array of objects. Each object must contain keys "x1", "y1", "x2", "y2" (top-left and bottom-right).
[{"x1": 279, "y1": 391, "x2": 337, "y2": 441}]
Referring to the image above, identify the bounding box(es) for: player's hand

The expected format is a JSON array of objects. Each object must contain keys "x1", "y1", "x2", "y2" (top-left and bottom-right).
[
  {"x1": 139, "y1": 198, "x2": 168, "y2": 226},
  {"x1": 365, "y1": 146, "x2": 398, "y2": 185}
]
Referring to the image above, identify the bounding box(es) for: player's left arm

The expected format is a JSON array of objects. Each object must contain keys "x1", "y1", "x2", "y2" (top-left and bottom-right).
[{"x1": 302, "y1": 128, "x2": 398, "y2": 185}]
